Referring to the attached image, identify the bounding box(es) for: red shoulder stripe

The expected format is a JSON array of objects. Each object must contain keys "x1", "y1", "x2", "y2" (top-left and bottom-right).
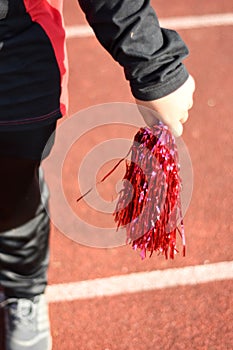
[{"x1": 23, "y1": 0, "x2": 68, "y2": 115}]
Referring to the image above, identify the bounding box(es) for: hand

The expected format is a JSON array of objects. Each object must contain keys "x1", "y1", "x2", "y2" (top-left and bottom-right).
[{"x1": 135, "y1": 75, "x2": 195, "y2": 137}]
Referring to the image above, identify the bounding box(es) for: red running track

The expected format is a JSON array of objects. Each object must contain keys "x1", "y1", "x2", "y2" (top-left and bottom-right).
[{"x1": 0, "y1": 1, "x2": 232, "y2": 349}]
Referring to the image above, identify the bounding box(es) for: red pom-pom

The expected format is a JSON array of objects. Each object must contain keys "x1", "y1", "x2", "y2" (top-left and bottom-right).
[{"x1": 114, "y1": 124, "x2": 185, "y2": 259}]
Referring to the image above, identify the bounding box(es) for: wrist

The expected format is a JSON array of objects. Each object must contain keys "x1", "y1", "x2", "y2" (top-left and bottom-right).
[{"x1": 130, "y1": 65, "x2": 189, "y2": 101}]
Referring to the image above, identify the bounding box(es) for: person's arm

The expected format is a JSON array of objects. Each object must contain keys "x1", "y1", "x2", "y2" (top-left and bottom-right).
[{"x1": 77, "y1": 0, "x2": 195, "y2": 136}]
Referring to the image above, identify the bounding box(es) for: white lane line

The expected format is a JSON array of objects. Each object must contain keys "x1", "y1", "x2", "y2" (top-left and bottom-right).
[
  {"x1": 0, "y1": 261, "x2": 232, "y2": 304},
  {"x1": 160, "y1": 12, "x2": 233, "y2": 29},
  {"x1": 45, "y1": 261, "x2": 233, "y2": 303},
  {"x1": 66, "y1": 13, "x2": 233, "y2": 38},
  {"x1": 66, "y1": 24, "x2": 94, "y2": 38}
]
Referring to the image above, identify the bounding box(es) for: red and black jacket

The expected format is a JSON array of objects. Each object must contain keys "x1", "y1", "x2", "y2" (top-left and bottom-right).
[{"x1": 0, "y1": 0, "x2": 189, "y2": 130}]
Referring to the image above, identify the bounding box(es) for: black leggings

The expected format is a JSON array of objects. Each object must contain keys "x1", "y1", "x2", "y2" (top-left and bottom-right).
[
  {"x1": 0, "y1": 157, "x2": 41, "y2": 231},
  {"x1": 0, "y1": 123, "x2": 56, "y2": 298}
]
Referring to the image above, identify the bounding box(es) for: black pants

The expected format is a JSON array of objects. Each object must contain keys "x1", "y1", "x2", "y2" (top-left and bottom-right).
[{"x1": 0, "y1": 122, "x2": 56, "y2": 298}]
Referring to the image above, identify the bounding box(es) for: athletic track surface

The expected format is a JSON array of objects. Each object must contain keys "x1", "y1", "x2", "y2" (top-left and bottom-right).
[{"x1": 0, "y1": 1, "x2": 233, "y2": 349}]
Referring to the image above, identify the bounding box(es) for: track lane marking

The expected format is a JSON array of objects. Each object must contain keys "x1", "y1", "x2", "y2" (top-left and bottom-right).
[
  {"x1": 45, "y1": 261, "x2": 233, "y2": 303},
  {"x1": 0, "y1": 261, "x2": 232, "y2": 303},
  {"x1": 65, "y1": 13, "x2": 233, "y2": 38}
]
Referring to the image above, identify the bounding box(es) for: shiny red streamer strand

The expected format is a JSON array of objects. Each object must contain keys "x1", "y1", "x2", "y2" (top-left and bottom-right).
[{"x1": 114, "y1": 125, "x2": 185, "y2": 259}]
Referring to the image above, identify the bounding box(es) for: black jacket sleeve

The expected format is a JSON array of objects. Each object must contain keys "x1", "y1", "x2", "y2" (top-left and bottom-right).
[{"x1": 77, "y1": 0, "x2": 189, "y2": 100}]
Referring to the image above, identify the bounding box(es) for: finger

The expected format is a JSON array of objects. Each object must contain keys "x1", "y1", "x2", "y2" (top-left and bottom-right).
[
  {"x1": 188, "y1": 99, "x2": 193, "y2": 110},
  {"x1": 168, "y1": 120, "x2": 183, "y2": 137},
  {"x1": 136, "y1": 103, "x2": 161, "y2": 126},
  {"x1": 189, "y1": 75, "x2": 196, "y2": 94},
  {"x1": 180, "y1": 111, "x2": 189, "y2": 124}
]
